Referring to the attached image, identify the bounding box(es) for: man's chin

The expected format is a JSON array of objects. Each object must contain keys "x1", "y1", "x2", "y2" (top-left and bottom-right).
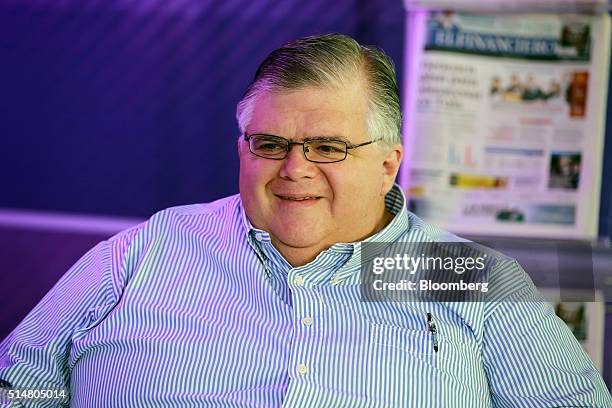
[{"x1": 270, "y1": 230, "x2": 328, "y2": 251}]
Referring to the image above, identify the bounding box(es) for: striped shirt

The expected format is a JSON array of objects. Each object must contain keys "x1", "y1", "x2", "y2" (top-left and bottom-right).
[{"x1": 0, "y1": 185, "x2": 610, "y2": 407}]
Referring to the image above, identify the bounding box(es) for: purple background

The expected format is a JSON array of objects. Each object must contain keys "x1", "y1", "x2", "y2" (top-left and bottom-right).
[{"x1": 0, "y1": 0, "x2": 404, "y2": 217}]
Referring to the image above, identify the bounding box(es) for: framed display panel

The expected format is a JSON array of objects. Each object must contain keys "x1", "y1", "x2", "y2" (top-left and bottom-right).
[{"x1": 401, "y1": 8, "x2": 611, "y2": 239}]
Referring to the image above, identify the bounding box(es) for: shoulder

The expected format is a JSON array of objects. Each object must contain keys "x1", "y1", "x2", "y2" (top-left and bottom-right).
[
  {"x1": 404, "y1": 211, "x2": 467, "y2": 243},
  {"x1": 404, "y1": 210, "x2": 515, "y2": 263},
  {"x1": 115, "y1": 194, "x2": 242, "y2": 238},
  {"x1": 402, "y1": 210, "x2": 533, "y2": 308},
  {"x1": 103, "y1": 194, "x2": 244, "y2": 264},
  {"x1": 148, "y1": 194, "x2": 241, "y2": 224}
]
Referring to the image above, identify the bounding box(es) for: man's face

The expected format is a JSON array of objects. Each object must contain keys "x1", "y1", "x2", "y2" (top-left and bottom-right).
[{"x1": 238, "y1": 81, "x2": 402, "y2": 265}]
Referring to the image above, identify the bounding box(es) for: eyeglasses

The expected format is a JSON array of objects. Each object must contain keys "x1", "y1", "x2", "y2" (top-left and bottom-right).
[{"x1": 244, "y1": 133, "x2": 381, "y2": 163}]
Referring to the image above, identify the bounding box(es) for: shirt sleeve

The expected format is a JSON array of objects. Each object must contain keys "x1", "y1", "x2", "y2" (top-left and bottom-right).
[
  {"x1": 0, "y1": 227, "x2": 140, "y2": 408},
  {"x1": 483, "y1": 260, "x2": 612, "y2": 407}
]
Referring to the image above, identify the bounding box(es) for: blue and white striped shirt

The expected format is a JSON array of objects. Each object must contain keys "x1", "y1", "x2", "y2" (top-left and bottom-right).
[{"x1": 1, "y1": 185, "x2": 610, "y2": 407}]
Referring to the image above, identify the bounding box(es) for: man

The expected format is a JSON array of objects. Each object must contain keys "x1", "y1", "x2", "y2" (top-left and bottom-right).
[{"x1": 1, "y1": 34, "x2": 610, "y2": 407}]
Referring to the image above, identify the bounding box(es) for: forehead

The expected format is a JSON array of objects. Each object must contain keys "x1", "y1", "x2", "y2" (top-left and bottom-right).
[{"x1": 248, "y1": 82, "x2": 369, "y2": 139}]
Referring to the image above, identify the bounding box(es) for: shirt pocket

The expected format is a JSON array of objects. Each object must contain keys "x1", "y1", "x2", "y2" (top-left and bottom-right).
[
  {"x1": 367, "y1": 319, "x2": 435, "y2": 357},
  {"x1": 318, "y1": 287, "x2": 437, "y2": 360},
  {"x1": 315, "y1": 288, "x2": 489, "y2": 404}
]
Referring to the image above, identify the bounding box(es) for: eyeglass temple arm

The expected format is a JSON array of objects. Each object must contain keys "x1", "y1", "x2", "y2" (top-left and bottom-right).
[{"x1": 347, "y1": 137, "x2": 382, "y2": 149}]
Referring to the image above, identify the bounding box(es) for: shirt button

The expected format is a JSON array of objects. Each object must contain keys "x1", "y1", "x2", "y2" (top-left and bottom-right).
[
  {"x1": 297, "y1": 363, "x2": 308, "y2": 375},
  {"x1": 254, "y1": 233, "x2": 264, "y2": 241},
  {"x1": 295, "y1": 275, "x2": 305, "y2": 286},
  {"x1": 302, "y1": 316, "x2": 313, "y2": 327}
]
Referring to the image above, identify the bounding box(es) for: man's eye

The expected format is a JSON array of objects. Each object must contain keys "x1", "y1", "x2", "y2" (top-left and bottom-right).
[
  {"x1": 315, "y1": 143, "x2": 344, "y2": 154},
  {"x1": 256, "y1": 141, "x2": 284, "y2": 151}
]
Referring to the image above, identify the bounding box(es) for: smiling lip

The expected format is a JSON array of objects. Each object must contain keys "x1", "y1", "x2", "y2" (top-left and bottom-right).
[{"x1": 275, "y1": 194, "x2": 322, "y2": 201}]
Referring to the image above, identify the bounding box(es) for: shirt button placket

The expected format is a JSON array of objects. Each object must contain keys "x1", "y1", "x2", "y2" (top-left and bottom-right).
[{"x1": 290, "y1": 280, "x2": 317, "y2": 382}]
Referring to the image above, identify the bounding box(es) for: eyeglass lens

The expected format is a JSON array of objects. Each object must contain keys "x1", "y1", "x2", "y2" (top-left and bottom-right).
[{"x1": 249, "y1": 135, "x2": 347, "y2": 162}]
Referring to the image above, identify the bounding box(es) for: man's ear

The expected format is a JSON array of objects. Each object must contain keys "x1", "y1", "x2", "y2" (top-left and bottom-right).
[
  {"x1": 381, "y1": 144, "x2": 403, "y2": 196},
  {"x1": 237, "y1": 134, "x2": 243, "y2": 157}
]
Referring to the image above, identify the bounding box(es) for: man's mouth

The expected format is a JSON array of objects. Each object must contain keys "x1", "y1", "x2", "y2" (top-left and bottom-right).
[{"x1": 276, "y1": 195, "x2": 321, "y2": 201}]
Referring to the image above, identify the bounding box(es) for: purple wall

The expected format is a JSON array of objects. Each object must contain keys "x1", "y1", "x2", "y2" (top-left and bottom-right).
[{"x1": 0, "y1": 0, "x2": 404, "y2": 217}]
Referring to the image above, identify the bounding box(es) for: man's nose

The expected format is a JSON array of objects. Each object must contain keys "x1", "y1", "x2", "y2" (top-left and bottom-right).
[{"x1": 279, "y1": 144, "x2": 317, "y2": 180}]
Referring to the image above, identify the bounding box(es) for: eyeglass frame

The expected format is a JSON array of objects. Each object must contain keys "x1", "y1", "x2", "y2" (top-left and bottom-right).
[{"x1": 243, "y1": 132, "x2": 382, "y2": 163}]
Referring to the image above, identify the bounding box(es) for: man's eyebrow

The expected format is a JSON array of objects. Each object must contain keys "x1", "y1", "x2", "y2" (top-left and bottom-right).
[
  {"x1": 302, "y1": 135, "x2": 352, "y2": 143},
  {"x1": 253, "y1": 133, "x2": 353, "y2": 143}
]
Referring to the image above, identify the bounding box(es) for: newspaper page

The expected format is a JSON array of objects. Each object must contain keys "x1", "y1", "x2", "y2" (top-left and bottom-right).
[{"x1": 401, "y1": 11, "x2": 611, "y2": 239}]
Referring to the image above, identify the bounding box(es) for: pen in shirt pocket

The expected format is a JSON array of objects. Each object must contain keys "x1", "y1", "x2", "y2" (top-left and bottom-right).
[{"x1": 427, "y1": 313, "x2": 439, "y2": 353}]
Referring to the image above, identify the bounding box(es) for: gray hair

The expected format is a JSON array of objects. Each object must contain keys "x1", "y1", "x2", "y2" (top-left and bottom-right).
[{"x1": 236, "y1": 33, "x2": 402, "y2": 148}]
